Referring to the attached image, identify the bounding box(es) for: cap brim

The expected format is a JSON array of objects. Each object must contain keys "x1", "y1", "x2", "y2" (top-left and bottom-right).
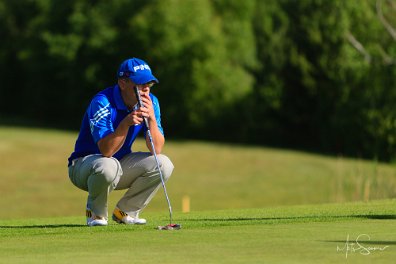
[{"x1": 130, "y1": 74, "x2": 159, "y2": 85}]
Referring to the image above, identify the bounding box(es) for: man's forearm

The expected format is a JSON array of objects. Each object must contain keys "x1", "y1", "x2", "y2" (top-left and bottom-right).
[
  {"x1": 98, "y1": 122, "x2": 129, "y2": 157},
  {"x1": 146, "y1": 118, "x2": 165, "y2": 154}
]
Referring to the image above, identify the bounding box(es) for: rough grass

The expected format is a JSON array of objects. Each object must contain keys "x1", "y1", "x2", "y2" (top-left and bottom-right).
[{"x1": 0, "y1": 126, "x2": 396, "y2": 219}]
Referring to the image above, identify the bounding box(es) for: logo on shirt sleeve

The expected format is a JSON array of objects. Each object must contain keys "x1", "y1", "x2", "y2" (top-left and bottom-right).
[{"x1": 90, "y1": 103, "x2": 111, "y2": 133}]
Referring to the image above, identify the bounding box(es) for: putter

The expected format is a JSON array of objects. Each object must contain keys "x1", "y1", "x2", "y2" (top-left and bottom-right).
[{"x1": 134, "y1": 86, "x2": 181, "y2": 230}]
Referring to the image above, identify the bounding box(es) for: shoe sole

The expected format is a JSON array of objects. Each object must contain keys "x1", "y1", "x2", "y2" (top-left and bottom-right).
[{"x1": 87, "y1": 220, "x2": 108, "y2": 226}]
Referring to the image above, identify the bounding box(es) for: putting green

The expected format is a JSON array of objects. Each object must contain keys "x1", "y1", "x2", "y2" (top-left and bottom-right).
[{"x1": 0, "y1": 200, "x2": 394, "y2": 263}]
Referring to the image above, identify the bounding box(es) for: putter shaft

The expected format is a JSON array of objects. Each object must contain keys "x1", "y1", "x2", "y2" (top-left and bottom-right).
[{"x1": 134, "y1": 87, "x2": 174, "y2": 225}]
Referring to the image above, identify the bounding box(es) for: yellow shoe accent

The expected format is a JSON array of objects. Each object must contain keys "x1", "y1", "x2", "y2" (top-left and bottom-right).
[
  {"x1": 113, "y1": 207, "x2": 127, "y2": 222},
  {"x1": 112, "y1": 208, "x2": 146, "y2": 225}
]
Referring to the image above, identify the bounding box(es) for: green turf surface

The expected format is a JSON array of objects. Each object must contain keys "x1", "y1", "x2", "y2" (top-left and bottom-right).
[{"x1": 0, "y1": 200, "x2": 395, "y2": 263}]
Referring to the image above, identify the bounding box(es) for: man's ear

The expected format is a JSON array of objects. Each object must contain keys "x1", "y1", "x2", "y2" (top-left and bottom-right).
[{"x1": 118, "y1": 78, "x2": 127, "y2": 87}]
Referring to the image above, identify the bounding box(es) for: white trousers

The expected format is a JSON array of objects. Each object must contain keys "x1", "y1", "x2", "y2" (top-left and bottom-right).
[{"x1": 68, "y1": 152, "x2": 174, "y2": 218}]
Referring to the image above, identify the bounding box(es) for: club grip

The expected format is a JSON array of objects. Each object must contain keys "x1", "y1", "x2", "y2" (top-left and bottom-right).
[{"x1": 134, "y1": 86, "x2": 150, "y2": 128}]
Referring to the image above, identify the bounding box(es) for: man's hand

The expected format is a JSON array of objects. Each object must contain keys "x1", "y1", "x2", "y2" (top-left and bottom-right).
[
  {"x1": 136, "y1": 90, "x2": 164, "y2": 154},
  {"x1": 138, "y1": 90, "x2": 155, "y2": 121},
  {"x1": 122, "y1": 109, "x2": 147, "y2": 126}
]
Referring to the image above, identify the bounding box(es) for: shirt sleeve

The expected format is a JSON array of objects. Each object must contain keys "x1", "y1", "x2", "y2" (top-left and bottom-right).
[
  {"x1": 151, "y1": 94, "x2": 164, "y2": 135},
  {"x1": 87, "y1": 95, "x2": 114, "y2": 143}
]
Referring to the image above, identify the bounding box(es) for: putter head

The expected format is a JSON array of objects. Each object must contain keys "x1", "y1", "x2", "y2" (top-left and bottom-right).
[{"x1": 157, "y1": 223, "x2": 181, "y2": 230}]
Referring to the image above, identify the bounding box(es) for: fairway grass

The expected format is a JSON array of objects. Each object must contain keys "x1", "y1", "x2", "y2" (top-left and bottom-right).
[{"x1": 0, "y1": 200, "x2": 395, "y2": 264}]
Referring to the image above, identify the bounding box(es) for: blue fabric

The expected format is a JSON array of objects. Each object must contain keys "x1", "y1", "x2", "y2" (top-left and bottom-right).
[
  {"x1": 117, "y1": 58, "x2": 159, "y2": 84},
  {"x1": 68, "y1": 85, "x2": 163, "y2": 166}
]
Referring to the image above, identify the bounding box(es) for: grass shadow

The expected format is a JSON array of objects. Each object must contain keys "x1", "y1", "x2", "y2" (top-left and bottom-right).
[
  {"x1": 0, "y1": 224, "x2": 86, "y2": 229},
  {"x1": 358, "y1": 214, "x2": 396, "y2": 220},
  {"x1": 184, "y1": 214, "x2": 396, "y2": 223},
  {"x1": 189, "y1": 215, "x2": 396, "y2": 221},
  {"x1": 324, "y1": 240, "x2": 396, "y2": 245},
  {"x1": 0, "y1": 215, "x2": 394, "y2": 230}
]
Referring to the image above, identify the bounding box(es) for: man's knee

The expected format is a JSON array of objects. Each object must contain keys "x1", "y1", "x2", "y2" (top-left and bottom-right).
[
  {"x1": 92, "y1": 157, "x2": 122, "y2": 184},
  {"x1": 157, "y1": 154, "x2": 174, "y2": 181}
]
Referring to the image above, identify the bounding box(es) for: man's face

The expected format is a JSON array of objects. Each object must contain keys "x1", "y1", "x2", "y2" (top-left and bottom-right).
[
  {"x1": 119, "y1": 78, "x2": 152, "y2": 95},
  {"x1": 135, "y1": 81, "x2": 155, "y2": 97}
]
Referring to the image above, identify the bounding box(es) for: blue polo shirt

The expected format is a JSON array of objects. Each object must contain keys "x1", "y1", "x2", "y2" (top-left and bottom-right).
[{"x1": 68, "y1": 85, "x2": 163, "y2": 166}]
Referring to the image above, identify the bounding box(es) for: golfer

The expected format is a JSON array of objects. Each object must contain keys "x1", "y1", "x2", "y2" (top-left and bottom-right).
[{"x1": 67, "y1": 58, "x2": 174, "y2": 226}]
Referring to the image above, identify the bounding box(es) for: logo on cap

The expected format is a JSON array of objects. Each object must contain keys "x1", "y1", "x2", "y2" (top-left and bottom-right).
[{"x1": 134, "y1": 64, "x2": 151, "y2": 72}]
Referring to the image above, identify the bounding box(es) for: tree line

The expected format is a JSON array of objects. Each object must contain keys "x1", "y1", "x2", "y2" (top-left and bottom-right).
[{"x1": 1, "y1": 0, "x2": 395, "y2": 161}]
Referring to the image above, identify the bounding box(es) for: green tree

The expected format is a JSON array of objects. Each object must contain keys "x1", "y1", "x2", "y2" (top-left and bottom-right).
[
  {"x1": 1, "y1": 0, "x2": 395, "y2": 161},
  {"x1": 130, "y1": 0, "x2": 257, "y2": 136},
  {"x1": 344, "y1": 0, "x2": 396, "y2": 159},
  {"x1": 249, "y1": 0, "x2": 396, "y2": 160}
]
